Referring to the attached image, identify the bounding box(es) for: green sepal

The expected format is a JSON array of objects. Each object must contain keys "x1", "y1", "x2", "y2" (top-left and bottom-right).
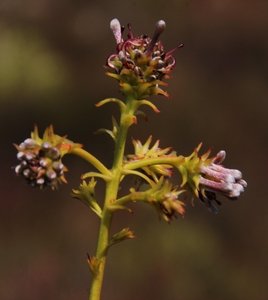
[
  {"x1": 31, "y1": 125, "x2": 82, "y2": 156},
  {"x1": 177, "y1": 143, "x2": 212, "y2": 196}
]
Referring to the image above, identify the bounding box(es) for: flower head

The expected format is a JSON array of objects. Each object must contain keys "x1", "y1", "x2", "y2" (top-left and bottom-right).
[
  {"x1": 178, "y1": 145, "x2": 247, "y2": 213},
  {"x1": 130, "y1": 177, "x2": 185, "y2": 222},
  {"x1": 14, "y1": 126, "x2": 81, "y2": 190},
  {"x1": 107, "y1": 18, "x2": 182, "y2": 99},
  {"x1": 126, "y1": 136, "x2": 176, "y2": 180},
  {"x1": 153, "y1": 180, "x2": 185, "y2": 222},
  {"x1": 199, "y1": 150, "x2": 247, "y2": 213}
]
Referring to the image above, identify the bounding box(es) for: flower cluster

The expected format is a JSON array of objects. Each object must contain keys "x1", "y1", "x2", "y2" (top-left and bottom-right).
[
  {"x1": 14, "y1": 126, "x2": 81, "y2": 189},
  {"x1": 198, "y1": 150, "x2": 247, "y2": 213},
  {"x1": 126, "y1": 136, "x2": 176, "y2": 180},
  {"x1": 72, "y1": 179, "x2": 102, "y2": 218},
  {"x1": 149, "y1": 179, "x2": 185, "y2": 222},
  {"x1": 178, "y1": 145, "x2": 247, "y2": 213},
  {"x1": 107, "y1": 18, "x2": 182, "y2": 99},
  {"x1": 128, "y1": 178, "x2": 185, "y2": 222}
]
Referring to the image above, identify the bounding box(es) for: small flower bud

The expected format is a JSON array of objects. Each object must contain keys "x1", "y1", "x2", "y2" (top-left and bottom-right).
[
  {"x1": 41, "y1": 141, "x2": 52, "y2": 150},
  {"x1": 39, "y1": 158, "x2": 50, "y2": 168},
  {"x1": 23, "y1": 138, "x2": 36, "y2": 148},
  {"x1": 52, "y1": 161, "x2": 64, "y2": 172},
  {"x1": 25, "y1": 153, "x2": 35, "y2": 161},
  {"x1": 46, "y1": 147, "x2": 60, "y2": 160},
  {"x1": 15, "y1": 165, "x2": 22, "y2": 174},
  {"x1": 46, "y1": 169, "x2": 57, "y2": 180},
  {"x1": 36, "y1": 178, "x2": 45, "y2": 185},
  {"x1": 23, "y1": 169, "x2": 31, "y2": 178},
  {"x1": 17, "y1": 152, "x2": 25, "y2": 160}
]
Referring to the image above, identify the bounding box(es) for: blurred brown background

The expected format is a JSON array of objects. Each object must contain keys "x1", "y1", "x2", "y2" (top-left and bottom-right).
[{"x1": 0, "y1": 0, "x2": 267, "y2": 299}]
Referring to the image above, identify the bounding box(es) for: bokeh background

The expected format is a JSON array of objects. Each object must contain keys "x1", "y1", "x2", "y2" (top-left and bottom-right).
[{"x1": 1, "y1": 0, "x2": 267, "y2": 299}]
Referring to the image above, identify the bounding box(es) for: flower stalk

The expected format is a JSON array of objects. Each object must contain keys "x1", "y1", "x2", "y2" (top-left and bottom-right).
[
  {"x1": 71, "y1": 147, "x2": 111, "y2": 177},
  {"x1": 88, "y1": 97, "x2": 137, "y2": 300},
  {"x1": 13, "y1": 18, "x2": 247, "y2": 300}
]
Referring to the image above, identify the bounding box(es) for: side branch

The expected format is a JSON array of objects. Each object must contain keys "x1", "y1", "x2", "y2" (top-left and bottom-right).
[
  {"x1": 124, "y1": 155, "x2": 184, "y2": 171},
  {"x1": 122, "y1": 169, "x2": 154, "y2": 185},
  {"x1": 70, "y1": 148, "x2": 111, "y2": 177}
]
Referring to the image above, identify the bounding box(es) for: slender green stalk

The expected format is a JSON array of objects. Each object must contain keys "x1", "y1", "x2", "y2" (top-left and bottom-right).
[
  {"x1": 122, "y1": 169, "x2": 154, "y2": 185},
  {"x1": 124, "y1": 155, "x2": 184, "y2": 171},
  {"x1": 71, "y1": 148, "x2": 111, "y2": 177},
  {"x1": 88, "y1": 99, "x2": 136, "y2": 300}
]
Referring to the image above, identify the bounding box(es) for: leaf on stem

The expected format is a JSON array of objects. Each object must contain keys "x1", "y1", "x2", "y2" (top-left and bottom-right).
[
  {"x1": 95, "y1": 116, "x2": 119, "y2": 141},
  {"x1": 87, "y1": 254, "x2": 101, "y2": 275},
  {"x1": 137, "y1": 99, "x2": 160, "y2": 113}
]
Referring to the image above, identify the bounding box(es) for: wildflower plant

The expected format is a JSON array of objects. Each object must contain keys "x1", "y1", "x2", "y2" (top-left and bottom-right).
[{"x1": 14, "y1": 19, "x2": 247, "y2": 300}]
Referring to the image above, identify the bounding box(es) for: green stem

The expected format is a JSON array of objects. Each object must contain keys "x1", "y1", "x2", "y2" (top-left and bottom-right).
[
  {"x1": 124, "y1": 155, "x2": 184, "y2": 171},
  {"x1": 71, "y1": 148, "x2": 111, "y2": 177},
  {"x1": 88, "y1": 99, "x2": 136, "y2": 300},
  {"x1": 122, "y1": 169, "x2": 154, "y2": 185},
  {"x1": 115, "y1": 191, "x2": 147, "y2": 206}
]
